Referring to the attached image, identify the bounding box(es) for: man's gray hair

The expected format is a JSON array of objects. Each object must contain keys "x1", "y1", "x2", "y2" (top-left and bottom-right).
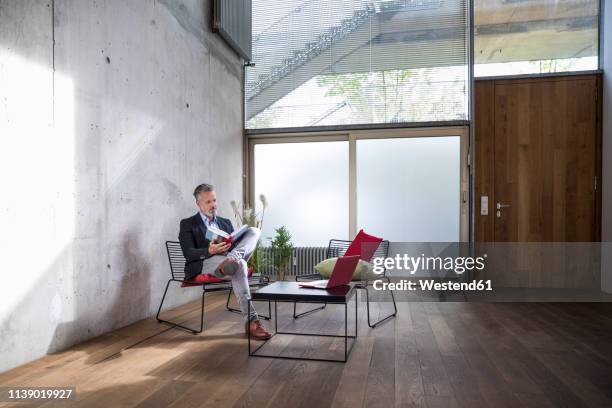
[{"x1": 193, "y1": 183, "x2": 214, "y2": 200}]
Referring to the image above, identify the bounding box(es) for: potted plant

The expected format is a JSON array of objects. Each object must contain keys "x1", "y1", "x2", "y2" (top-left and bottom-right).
[{"x1": 268, "y1": 226, "x2": 294, "y2": 281}]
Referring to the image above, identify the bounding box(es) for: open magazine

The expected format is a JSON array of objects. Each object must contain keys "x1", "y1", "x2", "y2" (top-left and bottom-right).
[{"x1": 205, "y1": 224, "x2": 249, "y2": 245}]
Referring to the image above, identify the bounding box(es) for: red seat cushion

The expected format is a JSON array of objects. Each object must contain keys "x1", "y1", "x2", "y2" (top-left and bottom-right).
[
  {"x1": 181, "y1": 266, "x2": 254, "y2": 287},
  {"x1": 344, "y1": 229, "x2": 383, "y2": 261}
]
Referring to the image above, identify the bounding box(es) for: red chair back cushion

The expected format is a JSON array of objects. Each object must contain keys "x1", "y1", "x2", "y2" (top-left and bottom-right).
[{"x1": 344, "y1": 229, "x2": 383, "y2": 261}]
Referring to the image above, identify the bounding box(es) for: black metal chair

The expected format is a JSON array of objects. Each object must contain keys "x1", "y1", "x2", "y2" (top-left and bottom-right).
[
  {"x1": 156, "y1": 241, "x2": 270, "y2": 334},
  {"x1": 294, "y1": 239, "x2": 397, "y2": 328}
]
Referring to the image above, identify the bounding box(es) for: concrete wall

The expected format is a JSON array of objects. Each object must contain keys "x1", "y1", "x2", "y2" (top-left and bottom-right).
[
  {"x1": 602, "y1": 0, "x2": 612, "y2": 293},
  {"x1": 0, "y1": 0, "x2": 244, "y2": 372}
]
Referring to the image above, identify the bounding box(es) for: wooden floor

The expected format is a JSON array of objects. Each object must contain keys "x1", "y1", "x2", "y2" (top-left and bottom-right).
[{"x1": 2, "y1": 291, "x2": 612, "y2": 408}]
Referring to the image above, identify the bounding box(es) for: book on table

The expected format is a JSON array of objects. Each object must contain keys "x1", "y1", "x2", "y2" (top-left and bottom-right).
[{"x1": 205, "y1": 224, "x2": 249, "y2": 245}]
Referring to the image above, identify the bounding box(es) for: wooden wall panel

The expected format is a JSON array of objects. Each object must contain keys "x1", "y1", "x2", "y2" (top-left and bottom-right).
[{"x1": 474, "y1": 81, "x2": 495, "y2": 242}]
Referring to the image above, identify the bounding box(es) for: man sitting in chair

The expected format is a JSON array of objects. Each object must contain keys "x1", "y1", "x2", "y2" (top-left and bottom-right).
[{"x1": 179, "y1": 183, "x2": 271, "y2": 340}]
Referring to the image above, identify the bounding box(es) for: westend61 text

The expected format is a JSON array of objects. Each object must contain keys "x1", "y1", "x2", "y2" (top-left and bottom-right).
[{"x1": 373, "y1": 279, "x2": 493, "y2": 292}]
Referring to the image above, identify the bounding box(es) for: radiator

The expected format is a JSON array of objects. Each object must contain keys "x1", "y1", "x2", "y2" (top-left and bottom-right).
[{"x1": 258, "y1": 246, "x2": 327, "y2": 279}]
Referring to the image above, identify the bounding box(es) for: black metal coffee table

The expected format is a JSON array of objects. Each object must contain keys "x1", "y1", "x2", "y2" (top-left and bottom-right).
[{"x1": 248, "y1": 281, "x2": 357, "y2": 363}]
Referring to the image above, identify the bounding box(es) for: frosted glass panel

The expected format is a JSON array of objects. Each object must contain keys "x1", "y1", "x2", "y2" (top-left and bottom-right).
[
  {"x1": 254, "y1": 142, "x2": 349, "y2": 246},
  {"x1": 357, "y1": 137, "x2": 460, "y2": 242}
]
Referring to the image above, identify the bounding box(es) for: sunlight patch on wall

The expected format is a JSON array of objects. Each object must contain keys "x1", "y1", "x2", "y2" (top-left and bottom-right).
[{"x1": 0, "y1": 52, "x2": 75, "y2": 324}]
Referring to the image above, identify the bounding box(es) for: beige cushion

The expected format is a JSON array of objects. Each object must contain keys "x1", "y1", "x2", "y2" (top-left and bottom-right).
[{"x1": 314, "y1": 257, "x2": 378, "y2": 281}]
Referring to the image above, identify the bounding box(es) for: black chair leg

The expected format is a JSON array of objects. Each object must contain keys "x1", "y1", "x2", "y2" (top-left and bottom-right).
[
  {"x1": 362, "y1": 276, "x2": 397, "y2": 328},
  {"x1": 293, "y1": 301, "x2": 327, "y2": 319},
  {"x1": 226, "y1": 288, "x2": 271, "y2": 320},
  {"x1": 226, "y1": 289, "x2": 237, "y2": 313},
  {"x1": 156, "y1": 279, "x2": 172, "y2": 321},
  {"x1": 156, "y1": 279, "x2": 205, "y2": 334},
  {"x1": 199, "y1": 287, "x2": 205, "y2": 332}
]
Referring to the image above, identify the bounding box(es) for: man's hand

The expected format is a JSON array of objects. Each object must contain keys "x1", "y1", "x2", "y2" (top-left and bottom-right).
[{"x1": 208, "y1": 241, "x2": 231, "y2": 255}]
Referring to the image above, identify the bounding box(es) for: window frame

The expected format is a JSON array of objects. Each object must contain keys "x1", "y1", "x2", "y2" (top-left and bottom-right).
[{"x1": 247, "y1": 126, "x2": 470, "y2": 244}]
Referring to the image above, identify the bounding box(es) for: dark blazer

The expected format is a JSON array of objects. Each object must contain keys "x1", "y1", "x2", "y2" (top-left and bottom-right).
[{"x1": 178, "y1": 213, "x2": 234, "y2": 280}]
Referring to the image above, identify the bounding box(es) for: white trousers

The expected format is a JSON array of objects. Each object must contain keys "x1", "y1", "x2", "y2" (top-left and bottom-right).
[{"x1": 201, "y1": 227, "x2": 261, "y2": 321}]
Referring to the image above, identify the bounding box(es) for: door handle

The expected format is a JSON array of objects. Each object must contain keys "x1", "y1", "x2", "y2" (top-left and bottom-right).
[{"x1": 496, "y1": 203, "x2": 511, "y2": 210}]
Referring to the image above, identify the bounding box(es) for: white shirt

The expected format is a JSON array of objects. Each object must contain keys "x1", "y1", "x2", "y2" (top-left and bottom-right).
[{"x1": 200, "y1": 212, "x2": 219, "y2": 230}]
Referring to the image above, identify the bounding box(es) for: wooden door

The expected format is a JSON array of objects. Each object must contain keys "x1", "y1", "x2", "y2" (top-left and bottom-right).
[{"x1": 493, "y1": 77, "x2": 598, "y2": 242}]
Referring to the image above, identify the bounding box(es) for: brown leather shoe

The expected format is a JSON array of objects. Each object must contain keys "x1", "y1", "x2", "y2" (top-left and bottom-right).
[{"x1": 246, "y1": 319, "x2": 272, "y2": 340}]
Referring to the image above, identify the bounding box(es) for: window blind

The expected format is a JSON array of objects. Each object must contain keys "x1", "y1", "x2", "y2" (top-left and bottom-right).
[{"x1": 246, "y1": 0, "x2": 469, "y2": 130}]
